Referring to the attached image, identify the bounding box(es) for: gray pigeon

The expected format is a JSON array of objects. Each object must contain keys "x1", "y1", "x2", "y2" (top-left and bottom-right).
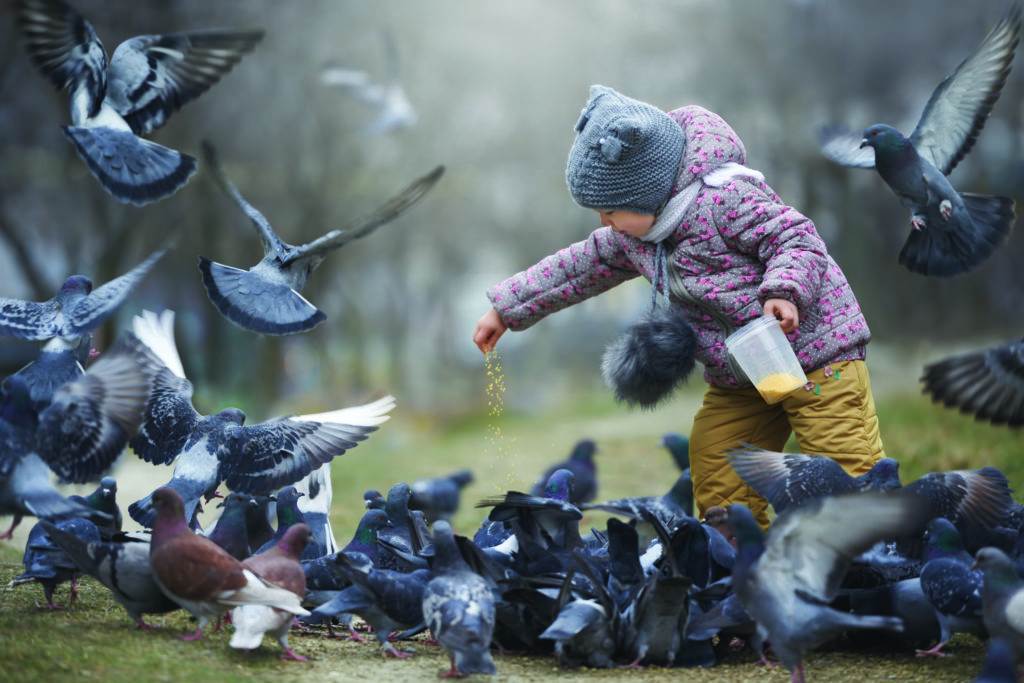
[
  {"x1": 974, "y1": 547, "x2": 1024, "y2": 660},
  {"x1": 199, "y1": 142, "x2": 443, "y2": 335},
  {"x1": 422, "y1": 520, "x2": 497, "y2": 677},
  {"x1": 40, "y1": 521, "x2": 178, "y2": 627},
  {"x1": 728, "y1": 492, "x2": 930, "y2": 682},
  {"x1": 125, "y1": 310, "x2": 394, "y2": 526},
  {"x1": 409, "y1": 469, "x2": 474, "y2": 523},
  {"x1": 819, "y1": 7, "x2": 1020, "y2": 276},
  {"x1": 16, "y1": 0, "x2": 262, "y2": 205},
  {"x1": 922, "y1": 338, "x2": 1024, "y2": 428}
]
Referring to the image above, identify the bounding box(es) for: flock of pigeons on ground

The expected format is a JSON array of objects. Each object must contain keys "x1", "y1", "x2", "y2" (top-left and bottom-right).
[{"x1": 5, "y1": 1, "x2": 1024, "y2": 681}]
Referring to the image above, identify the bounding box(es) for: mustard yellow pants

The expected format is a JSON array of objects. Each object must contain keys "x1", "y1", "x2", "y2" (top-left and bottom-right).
[{"x1": 689, "y1": 360, "x2": 884, "y2": 527}]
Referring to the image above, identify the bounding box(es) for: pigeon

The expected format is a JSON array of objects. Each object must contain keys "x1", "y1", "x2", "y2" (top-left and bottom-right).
[
  {"x1": 842, "y1": 578, "x2": 939, "y2": 649},
  {"x1": 320, "y1": 31, "x2": 417, "y2": 135},
  {"x1": 10, "y1": 335, "x2": 92, "y2": 413},
  {"x1": 477, "y1": 469, "x2": 583, "y2": 553},
  {"x1": 68, "y1": 476, "x2": 121, "y2": 539},
  {"x1": 199, "y1": 141, "x2": 443, "y2": 335},
  {"x1": 530, "y1": 439, "x2": 597, "y2": 504},
  {"x1": 10, "y1": 517, "x2": 99, "y2": 608},
  {"x1": 819, "y1": 7, "x2": 1020, "y2": 276},
  {"x1": 728, "y1": 492, "x2": 929, "y2": 682},
  {"x1": 422, "y1": 520, "x2": 497, "y2": 677},
  {"x1": 974, "y1": 547, "x2": 1024, "y2": 659},
  {"x1": 207, "y1": 492, "x2": 254, "y2": 560},
  {"x1": 16, "y1": 0, "x2": 262, "y2": 205},
  {"x1": 126, "y1": 310, "x2": 394, "y2": 525},
  {"x1": 409, "y1": 469, "x2": 474, "y2": 523},
  {"x1": 40, "y1": 520, "x2": 178, "y2": 627},
  {"x1": 294, "y1": 462, "x2": 337, "y2": 557},
  {"x1": 916, "y1": 517, "x2": 987, "y2": 657},
  {"x1": 922, "y1": 338, "x2": 1024, "y2": 428},
  {"x1": 0, "y1": 336, "x2": 154, "y2": 538},
  {"x1": 539, "y1": 567, "x2": 617, "y2": 669},
  {"x1": 302, "y1": 509, "x2": 391, "y2": 594},
  {"x1": 728, "y1": 448, "x2": 902, "y2": 514},
  {"x1": 582, "y1": 469, "x2": 696, "y2": 531},
  {"x1": 662, "y1": 433, "x2": 690, "y2": 472},
  {"x1": 245, "y1": 494, "x2": 275, "y2": 551},
  {"x1": 312, "y1": 551, "x2": 430, "y2": 658},
  {"x1": 148, "y1": 487, "x2": 308, "y2": 640},
  {"x1": 975, "y1": 638, "x2": 1018, "y2": 683},
  {"x1": 364, "y1": 489, "x2": 385, "y2": 510},
  {"x1": 230, "y1": 523, "x2": 311, "y2": 661},
  {"x1": 254, "y1": 487, "x2": 318, "y2": 559}
]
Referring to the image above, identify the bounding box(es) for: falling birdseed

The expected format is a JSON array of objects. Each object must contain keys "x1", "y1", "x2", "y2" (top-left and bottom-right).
[{"x1": 483, "y1": 351, "x2": 517, "y2": 480}]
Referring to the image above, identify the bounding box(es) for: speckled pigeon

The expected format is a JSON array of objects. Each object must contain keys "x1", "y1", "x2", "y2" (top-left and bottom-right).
[
  {"x1": 126, "y1": 310, "x2": 394, "y2": 525},
  {"x1": 10, "y1": 517, "x2": 99, "y2": 608},
  {"x1": 922, "y1": 338, "x2": 1024, "y2": 428},
  {"x1": 728, "y1": 492, "x2": 930, "y2": 683},
  {"x1": 230, "y1": 523, "x2": 311, "y2": 661},
  {"x1": 409, "y1": 469, "x2": 473, "y2": 523},
  {"x1": 974, "y1": 547, "x2": 1024, "y2": 659},
  {"x1": 422, "y1": 520, "x2": 497, "y2": 677},
  {"x1": 819, "y1": 7, "x2": 1020, "y2": 276},
  {"x1": 530, "y1": 439, "x2": 597, "y2": 504},
  {"x1": 917, "y1": 517, "x2": 987, "y2": 657},
  {"x1": 16, "y1": 0, "x2": 262, "y2": 205},
  {"x1": 199, "y1": 142, "x2": 443, "y2": 335},
  {"x1": 148, "y1": 488, "x2": 308, "y2": 641},
  {"x1": 41, "y1": 520, "x2": 178, "y2": 628}
]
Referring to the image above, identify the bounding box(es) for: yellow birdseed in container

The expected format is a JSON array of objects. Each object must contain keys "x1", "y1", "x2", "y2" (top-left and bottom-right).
[{"x1": 755, "y1": 372, "x2": 805, "y2": 404}]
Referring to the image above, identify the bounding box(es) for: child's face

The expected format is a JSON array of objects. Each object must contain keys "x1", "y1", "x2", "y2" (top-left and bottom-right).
[{"x1": 597, "y1": 209, "x2": 656, "y2": 238}]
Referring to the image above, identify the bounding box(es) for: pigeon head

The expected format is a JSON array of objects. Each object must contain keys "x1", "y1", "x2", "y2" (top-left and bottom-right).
[
  {"x1": 973, "y1": 547, "x2": 1019, "y2": 584},
  {"x1": 569, "y1": 439, "x2": 597, "y2": 465},
  {"x1": 100, "y1": 476, "x2": 117, "y2": 496},
  {"x1": 450, "y1": 469, "x2": 474, "y2": 488},
  {"x1": 150, "y1": 487, "x2": 191, "y2": 541},
  {"x1": 59, "y1": 275, "x2": 94, "y2": 298},
  {"x1": 924, "y1": 517, "x2": 965, "y2": 560},
  {"x1": 860, "y1": 457, "x2": 901, "y2": 492},
  {"x1": 860, "y1": 124, "x2": 908, "y2": 151},
  {"x1": 363, "y1": 489, "x2": 384, "y2": 509},
  {"x1": 430, "y1": 520, "x2": 467, "y2": 573},
  {"x1": 662, "y1": 433, "x2": 690, "y2": 470},
  {"x1": 386, "y1": 482, "x2": 412, "y2": 515},
  {"x1": 726, "y1": 504, "x2": 765, "y2": 558},
  {"x1": 544, "y1": 468, "x2": 575, "y2": 502},
  {"x1": 275, "y1": 486, "x2": 305, "y2": 525},
  {"x1": 277, "y1": 522, "x2": 311, "y2": 560},
  {"x1": 216, "y1": 408, "x2": 246, "y2": 425},
  {"x1": 352, "y1": 509, "x2": 390, "y2": 548}
]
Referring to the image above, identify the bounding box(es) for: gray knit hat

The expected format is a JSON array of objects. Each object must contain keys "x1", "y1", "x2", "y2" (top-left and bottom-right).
[{"x1": 565, "y1": 85, "x2": 685, "y2": 214}]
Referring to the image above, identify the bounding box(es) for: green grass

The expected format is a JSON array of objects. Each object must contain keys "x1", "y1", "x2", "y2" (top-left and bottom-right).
[{"x1": 0, "y1": 386, "x2": 1014, "y2": 682}]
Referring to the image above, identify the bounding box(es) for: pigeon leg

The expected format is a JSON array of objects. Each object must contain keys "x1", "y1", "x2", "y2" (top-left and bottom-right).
[
  {"x1": 69, "y1": 577, "x2": 79, "y2": 605},
  {"x1": 41, "y1": 583, "x2": 62, "y2": 610},
  {"x1": 180, "y1": 627, "x2": 204, "y2": 641},
  {"x1": 620, "y1": 657, "x2": 644, "y2": 669},
  {"x1": 212, "y1": 616, "x2": 223, "y2": 632},
  {"x1": 791, "y1": 662, "x2": 806, "y2": 683},
  {"x1": 0, "y1": 514, "x2": 22, "y2": 540},
  {"x1": 439, "y1": 655, "x2": 462, "y2": 678},
  {"x1": 281, "y1": 648, "x2": 308, "y2": 662},
  {"x1": 382, "y1": 642, "x2": 414, "y2": 659},
  {"x1": 348, "y1": 629, "x2": 367, "y2": 644},
  {"x1": 915, "y1": 641, "x2": 949, "y2": 658},
  {"x1": 135, "y1": 618, "x2": 156, "y2": 631}
]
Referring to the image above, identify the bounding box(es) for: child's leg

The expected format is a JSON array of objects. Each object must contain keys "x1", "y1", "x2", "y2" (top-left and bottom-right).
[
  {"x1": 783, "y1": 360, "x2": 885, "y2": 474},
  {"x1": 689, "y1": 384, "x2": 791, "y2": 526}
]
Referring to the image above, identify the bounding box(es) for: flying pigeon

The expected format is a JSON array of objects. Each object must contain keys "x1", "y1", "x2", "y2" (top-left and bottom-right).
[
  {"x1": 16, "y1": 0, "x2": 262, "y2": 205},
  {"x1": 662, "y1": 433, "x2": 690, "y2": 472},
  {"x1": 422, "y1": 520, "x2": 497, "y2": 677},
  {"x1": 530, "y1": 439, "x2": 597, "y2": 504},
  {"x1": 974, "y1": 547, "x2": 1024, "y2": 659},
  {"x1": 230, "y1": 523, "x2": 311, "y2": 661},
  {"x1": 917, "y1": 518, "x2": 987, "y2": 657},
  {"x1": 10, "y1": 517, "x2": 99, "y2": 608},
  {"x1": 409, "y1": 469, "x2": 474, "y2": 523},
  {"x1": 148, "y1": 487, "x2": 308, "y2": 640},
  {"x1": 125, "y1": 310, "x2": 394, "y2": 525},
  {"x1": 40, "y1": 520, "x2": 178, "y2": 628},
  {"x1": 922, "y1": 338, "x2": 1024, "y2": 428},
  {"x1": 582, "y1": 469, "x2": 696, "y2": 531},
  {"x1": 728, "y1": 492, "x2": 929, "y2": 682},
  {"x1": 0, "y1": 336, "x2": 154, "y2": 538},
  {"x1": 294, "y1": 462, "x2": 338, "y2": 557},
  {"x1": 199, "y1": 141, "x2": 443, "y2": 335},
  {"x1": 819, "y1": 7, "x2": 1020, "y2": 276},
  {"x1": 320, "y1": 31, "x2": 417, "y2": 135},
  {"x1": 207, "y1": 492, "x2": 255, "y2": 560}
]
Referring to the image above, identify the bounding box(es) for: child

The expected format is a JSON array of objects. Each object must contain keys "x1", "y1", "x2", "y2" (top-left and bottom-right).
[{"x1": 472, "y1": 86, "x2": 883, "y2": 526}]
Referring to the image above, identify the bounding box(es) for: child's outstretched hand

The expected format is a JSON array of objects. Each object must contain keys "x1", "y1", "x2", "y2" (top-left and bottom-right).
[
  {"x1": 764, "y1": 298, "x2": 799, "y2": 333},
  {"x1": 473, "y1": 308, "x2": 508, "y2": 353}
]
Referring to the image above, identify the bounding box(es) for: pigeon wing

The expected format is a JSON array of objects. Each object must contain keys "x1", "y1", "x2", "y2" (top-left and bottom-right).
[
  {"x1": 65, "y1": 250, "x2": 165, "y2": 338},
  {"x1": 904, "y1": 468, "x2": 1012, "y2": 529},
  {"x1": 910, "y1": 7, "x2": 1021, "y2": 175},
  {"x1": 201, "y1": 141, "x2": 285, "y2": 256},
  {"x1": 17, "y1": 0, "x2": 107, "y2": 116},
  {"x1": 727, "y1": 447, "x2": 858, "y2": 513},
  {"x1": 0, "y1": 297, "x2": 61, "y2": 340},
  {"x1": 219, "y1": 396, "x2": 395, "y2": 494},
  {"x1": 921, "y1": 339, "x2": 1024, "y2": 428},
  {"x1": 106, "y1": 30, "x2": 263, "y2": 135},
  {"x1": 281, "y1": 165, "x2": 445, "y2": 265},
  {"x1": 819, "y1": 125, "x2": 875, "y2": 169},
  {"x1": 129, "y1": 369, "x2": 199, "y2": 466}
]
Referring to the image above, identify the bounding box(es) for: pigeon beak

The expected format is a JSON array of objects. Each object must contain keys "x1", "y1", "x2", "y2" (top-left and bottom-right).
[{"x1": 859, "y1": 138, "x2": 869, "y2": 149}]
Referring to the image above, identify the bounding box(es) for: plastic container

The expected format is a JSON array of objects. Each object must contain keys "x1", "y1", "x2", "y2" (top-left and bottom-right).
[{"x1": 725, "y1": 315, "x2": 807, "y2": 404}]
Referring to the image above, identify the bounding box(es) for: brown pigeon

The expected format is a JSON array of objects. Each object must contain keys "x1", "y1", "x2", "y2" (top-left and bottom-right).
[
  {"x1": 148, "y1": 488, "x2": 308, "y2": 640},
  {"x1": 230, "y1": 523, "x2": 311, "y2": 661}
]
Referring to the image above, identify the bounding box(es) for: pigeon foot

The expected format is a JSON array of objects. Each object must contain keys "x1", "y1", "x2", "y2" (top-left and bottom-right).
[
  {"x1": 0, "y1": 516, "x2": 21, "y2": 540},
  {"x1": 939, "y1": 199, "x2": 952, "y2": 220},
  {"x1": 135, "y1": 619, "x2": 156, "y2": 631},
  {"x1": 280, "y1": 648, "x2": 308, "y2": 662},
  {"x1": 348, "y1": 630, "x2": 367, "y2": 644},
  {"x1": 180, "y1": 628, "x2": 204, "y2": 641},
  {"x1": 383, "y1": 643, "x2": 414, "y2": 659},
  {"x1": 790, "y1": 662, "x2": 806, "y2": 683},
  {"x1": 910, "y1": 215, "x2": 927, "y2": 232},
  {"x1": 915, "y1": 642, "x2": 949, "y2": 658}
]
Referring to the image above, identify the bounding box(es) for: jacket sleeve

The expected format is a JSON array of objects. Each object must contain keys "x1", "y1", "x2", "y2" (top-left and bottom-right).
[
  {"x1": 486, "y1": 226, "x2": 640, "y2": 331},
  {"x1": 710, "y1": 179, "x2": 828, "y2": 314}
]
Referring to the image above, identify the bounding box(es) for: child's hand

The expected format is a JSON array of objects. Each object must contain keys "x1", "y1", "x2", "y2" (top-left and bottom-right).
[
  {"x1": 473, "y1": 308, "x2": 508, "y2": 354},
  {"x1": 764, "y1": 298, "x2": 799, "y2": 333}
]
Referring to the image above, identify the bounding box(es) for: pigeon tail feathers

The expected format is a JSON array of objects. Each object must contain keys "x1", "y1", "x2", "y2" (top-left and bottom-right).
[{"x1": 899, "y1": 193, "x2": 1014, "y2": 277}]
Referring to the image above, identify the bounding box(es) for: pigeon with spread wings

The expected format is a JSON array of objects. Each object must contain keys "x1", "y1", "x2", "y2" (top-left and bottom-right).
[{"x1": 199, "y1": 142, "x2": 443, "y2": 335}]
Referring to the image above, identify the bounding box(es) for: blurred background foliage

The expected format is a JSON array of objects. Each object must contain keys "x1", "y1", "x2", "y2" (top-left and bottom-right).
[{"x1": 0, "y1": 0, "x2": 1022, "y2": 421}]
